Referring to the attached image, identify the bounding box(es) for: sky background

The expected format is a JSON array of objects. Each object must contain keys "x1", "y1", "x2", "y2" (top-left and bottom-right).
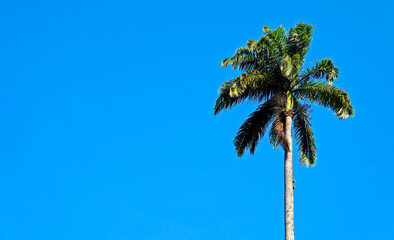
[{"x1": 1, "y1": 0, "x2": 394, "y2": 239}]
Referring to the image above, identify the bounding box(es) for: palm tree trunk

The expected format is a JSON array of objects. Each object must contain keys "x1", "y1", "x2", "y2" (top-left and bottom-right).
[{"x1": 284, "y1": 113, "x2": 295, "y2": 240}]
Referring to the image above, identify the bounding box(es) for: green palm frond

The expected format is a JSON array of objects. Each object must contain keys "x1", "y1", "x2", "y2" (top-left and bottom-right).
[
  {"x1": 214, "y1": 70, "x2": 279, "y2": 115},
  {"x1": 281, "y1": 54, "x2": 302, "y2": 81},
  {"x1": 246, "y1": 39, "x2": 259, "y2": 52},
  {"x1": 234, "y1": 96, "x2": 284, "y2": 156},
  {"x1": 222, "y1": 28, "x2": 287, "y2": 75},
  {"x1": 294, "y1": 81, "x2": 354, "y2": 119},
  {"x1": 293, "y1": 100, "x2": 316, "y2": 166},
  {"x1": 262, "y1": 25, "x2": 287, "y2": 57},
  {"x1": 214, "y1": 77, "x2": 252, "y2": 115},
  {"x1": 286, "y1": 22, "x2": 313, "y2": 60},
  {"x1": 255, "y1": 36, "x2": 282, "y2": 69},
  {"x1": 298, "y1": 58, "x2": 338, "y2": 86},
  {"x1": 222, "y1": 47, "x2": 259, "y2": 71}
]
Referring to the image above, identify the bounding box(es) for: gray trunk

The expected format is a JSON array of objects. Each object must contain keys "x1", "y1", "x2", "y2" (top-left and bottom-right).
[{"x1": 284, "y1": 114, "x2": 295, "y2": 240}]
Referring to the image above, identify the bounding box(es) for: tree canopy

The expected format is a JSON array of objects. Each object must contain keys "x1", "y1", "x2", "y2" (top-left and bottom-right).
[{"x1": 214, "y1": 22, "x2": 354, "y2": 166}]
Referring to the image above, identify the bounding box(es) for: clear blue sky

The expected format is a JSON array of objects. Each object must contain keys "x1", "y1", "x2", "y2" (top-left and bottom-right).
[{"x1": 1, "y1": 0, "x2": 393, "y2": 239}]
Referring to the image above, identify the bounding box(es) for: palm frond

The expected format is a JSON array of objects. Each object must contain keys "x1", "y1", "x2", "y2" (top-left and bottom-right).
[
  {"x1": 269, "y1": 113, "x2": 288, "y2": 150},
  {"x1": 262, "y1": 25, "x2": 287, "y2": 57},
  {"x1": 256, "y1": 36, "x2": 281, "y2": 69},
  {"x1": 298, "y1": 58, "x2": 338, "y2": 86},
  {"x1": 294, "y1": 81, "x2": 355, "y2": 119},
  {"x1": 286, "y1": 22, "x2": 313, "y2": 60},
  {"x1": 246, "y1": 39, "x2": 259, "y2": 52},
  {"x1": 222, "y1": 47, "x2": 259, "y2": 71},
  {"x1": 221, "y1": 29, "x2": 286, "y2": 75},
  {"x1": 281, "y1": 54, "x2": 302, "y2": 81},
  {"x1": 293, "y1": 100, "x2": 316, "y2": 166},
  {"x1": 234, "y1": 96, "x2": 284, "y2": 156},
  {"x1": 214, "y1": 70, "x2": 278, "y2": 115}
]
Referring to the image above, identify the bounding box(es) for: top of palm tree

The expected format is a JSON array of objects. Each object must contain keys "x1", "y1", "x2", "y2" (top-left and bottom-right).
[{"x1": 214, "y1": 22, "x2": 354, "y2": 166}]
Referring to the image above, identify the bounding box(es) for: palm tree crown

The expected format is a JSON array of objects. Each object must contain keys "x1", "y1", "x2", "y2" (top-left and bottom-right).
[{"x1": 214, "y1": 22, "x2": 354, "y2": 166}]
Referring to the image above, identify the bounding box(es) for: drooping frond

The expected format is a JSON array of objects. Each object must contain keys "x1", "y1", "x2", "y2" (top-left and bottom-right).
[
  {"x1": 293, "y1": 100, "x2": 316, "y2": 166},
  {"x1": 269, "y1": 113, "x2": 288, "y2": 150},
  {"x1": 234, "y1": 96, "x2": 284, "y2": 156},
  {"x1": 294, "y1": 81, "x2": 355, "y2": 119},
  {"x1": 214, "y1": 70, "x2": 279, "y2": 115},
  {"x1": 286, "y1": 22, "x2": 313, "y2": 61},
  {"x1": 298, "y1": 58, "x2": 338, "y2": 86}
]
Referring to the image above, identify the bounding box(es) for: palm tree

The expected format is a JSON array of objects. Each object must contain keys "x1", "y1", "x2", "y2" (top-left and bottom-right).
[{"x1": 214, "y1": 22, "x2": 354, "y2": 240}]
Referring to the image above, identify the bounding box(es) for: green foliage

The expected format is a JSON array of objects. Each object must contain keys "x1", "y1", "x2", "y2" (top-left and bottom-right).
[
  {"x1": 298, "y1": 58, "x2": 338, "y2": 86},
  {"x1": 222, "y1": 47, "x2": 258, "y2": 71},
  {"x1": 214, "y1": 70, "x2": 279, "y2": 115},
  {"x1": 293, "y1": 100, "x2": 316, "y2": 166},
  {"x1": 214, "y1": 22, "x2": 354, "y2": 165},
  {"x1": 294, "y1": 81, "x2": 354, "y2": 119},
  {"x1": 286, "y1": 22, "x2": 314, "y2": 60},
  {"x1": 234, "y1": 96, "x2": 283, "y2": 157},
  {"x1": 269, "y1": 113, "x2": 287, "y2": 150}
]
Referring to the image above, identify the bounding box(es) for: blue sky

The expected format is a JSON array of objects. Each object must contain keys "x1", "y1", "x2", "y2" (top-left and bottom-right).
[{"x1": 1, "y1": 0, "x2": 394, "y2": 239}]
